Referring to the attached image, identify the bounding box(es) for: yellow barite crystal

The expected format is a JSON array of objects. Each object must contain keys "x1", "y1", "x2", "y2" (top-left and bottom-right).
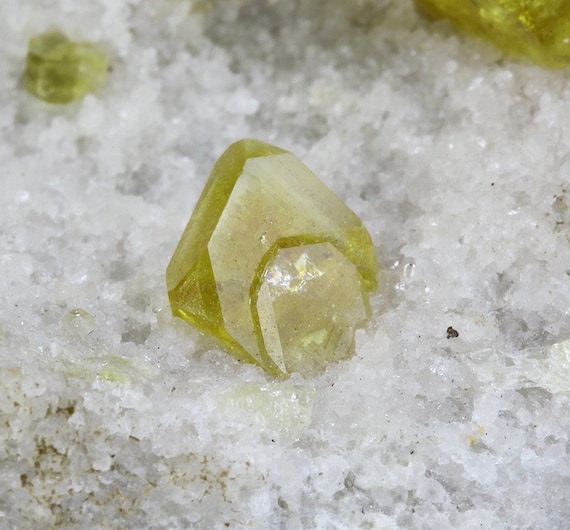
[
  {"x1": 25, "y1": 31, "x2": 108, "y2": 103},
  {"x1": 167, "y1": 139, "x2": 378, "y2": 378},
  {"x1": 415, "y1": 0, "x2": 570, "y2": 68}
]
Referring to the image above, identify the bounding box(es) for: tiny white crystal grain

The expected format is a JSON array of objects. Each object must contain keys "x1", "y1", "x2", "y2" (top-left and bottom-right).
[{"x1": 540, "y1": 340, "x2": 570, "y2": 393}]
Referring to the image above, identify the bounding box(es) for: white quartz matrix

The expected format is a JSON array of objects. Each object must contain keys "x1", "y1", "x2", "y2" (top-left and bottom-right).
[{"x1": 1, "y1": 1, "x2": 569, "y2": 528}]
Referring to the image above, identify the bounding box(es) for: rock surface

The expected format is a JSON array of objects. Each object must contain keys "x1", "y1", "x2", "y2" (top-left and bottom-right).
[{"x1": 1, "y1": 0, "x2": 569, "y2": 528}]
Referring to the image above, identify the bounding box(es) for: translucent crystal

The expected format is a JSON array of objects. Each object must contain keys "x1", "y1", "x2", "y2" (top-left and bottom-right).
[
  {"x1": 61, "y1": 308, "x2": 95, "y2": 339},
  {"x1": 24, "y1": 31, "x2": 108, "y2": 104},
  {"x1": 415, "y1": 0, "x2": 570, "y2": 68},
  {"x1": 166, "y1": 139, "x2": 378, "y2": 378},
  {"x1": 254, "y1": 243, "x2": 367, "y2": 377},
  {"x1": 227, "y1": 382, "x2": 315, "y2": 428}
]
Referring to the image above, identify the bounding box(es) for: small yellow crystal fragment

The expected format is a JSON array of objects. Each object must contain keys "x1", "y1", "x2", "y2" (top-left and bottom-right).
[
  {"x1": 167, "y1": 139, "x2": 378, "y2": 378},
  {"x1": 190, "y1": 0, "x2": 220, "y2": 14},
  {"x1": 25, "y1": 31, "x2": 108, "y2": 103},
  {"x1": 415, "y1": 0, "x2": 570, "y2": 68},
  {"x1": 227, "y1": 382, "x2": 315, "y2": 428},
  {"x1": 61, "y1": 308, "x2": 95, "y2": 339}
]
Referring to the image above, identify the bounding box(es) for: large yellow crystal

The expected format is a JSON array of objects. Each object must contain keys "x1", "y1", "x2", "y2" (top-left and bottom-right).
[
  {"x1": 415, "y1": 0, "x2": 570, "y2": 68},
  {"x1": 166, "y1": 139, "x2": 378, "y2": 378}
]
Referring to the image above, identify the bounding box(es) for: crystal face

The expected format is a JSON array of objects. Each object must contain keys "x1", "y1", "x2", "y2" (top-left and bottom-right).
[
  {"x1": 415, "y1": 0, "x2": 570, "y2": 68},
  {"x1": 24, "y1": 31, "x2": 108, "y2": 104},
  {"x1": 166, "y1": 139, "x2": 378, "y2": 378}
]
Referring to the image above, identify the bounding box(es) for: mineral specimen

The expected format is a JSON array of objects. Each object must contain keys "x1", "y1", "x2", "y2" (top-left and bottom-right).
[
  {"x1": 415, "y1": 0, "x2": 570, "y2": 68},
  {"x1": 167, "y1": 139, "x2": 378, "y2": 378},
  {"x1": 24, "y1": 31, "x2": 108, "y2": 103}
]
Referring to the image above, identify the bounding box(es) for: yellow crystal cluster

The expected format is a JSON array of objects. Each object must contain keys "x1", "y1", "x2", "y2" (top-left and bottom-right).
[
  {"x1": 415, "y1": 0, "x2": 570, "y2": 68},
  {"x1": 166, "y1": 139, "x2": 378, "y2": 378},
  {"x1": 25, "y1": 31, "x2": 108, "y2": 104}
]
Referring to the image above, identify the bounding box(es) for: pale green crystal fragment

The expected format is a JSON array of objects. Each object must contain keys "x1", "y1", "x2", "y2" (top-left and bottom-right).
[
  {"x1": 227, "y1": 382, "x2": 315, "y2": 428},
  {"x1": 60, "y1": 354, "x2": 160, "y2": 383},
  {"x1": 190, "y1": 0, "x2": 220, "y2": 13},
  {"x1": 25, "y1": 31, "x2": 108, "y2": 103},
  {"x1": 166, "y1": 138, "x2": 379, "y2": 378},
  {"x1": 61, "y1": 308, "x2": 95, "y2": 339}
]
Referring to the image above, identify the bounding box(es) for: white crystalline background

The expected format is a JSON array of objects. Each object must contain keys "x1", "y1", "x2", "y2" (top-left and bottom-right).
[{"x1": 1, "y1": 0, "x2": 569, "y2": 528}]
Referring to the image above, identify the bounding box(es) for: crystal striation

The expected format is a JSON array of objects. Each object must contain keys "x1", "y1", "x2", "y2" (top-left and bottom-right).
[
  {"x1": 167, "y1": 139, "x2": 378, "y2": 378},
  {"x1": 415, "y1": 0, "x2": 570, "y2": 68},
  {"x1": 24, "y1": 30, "x2": 108, "y2": 104}
]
